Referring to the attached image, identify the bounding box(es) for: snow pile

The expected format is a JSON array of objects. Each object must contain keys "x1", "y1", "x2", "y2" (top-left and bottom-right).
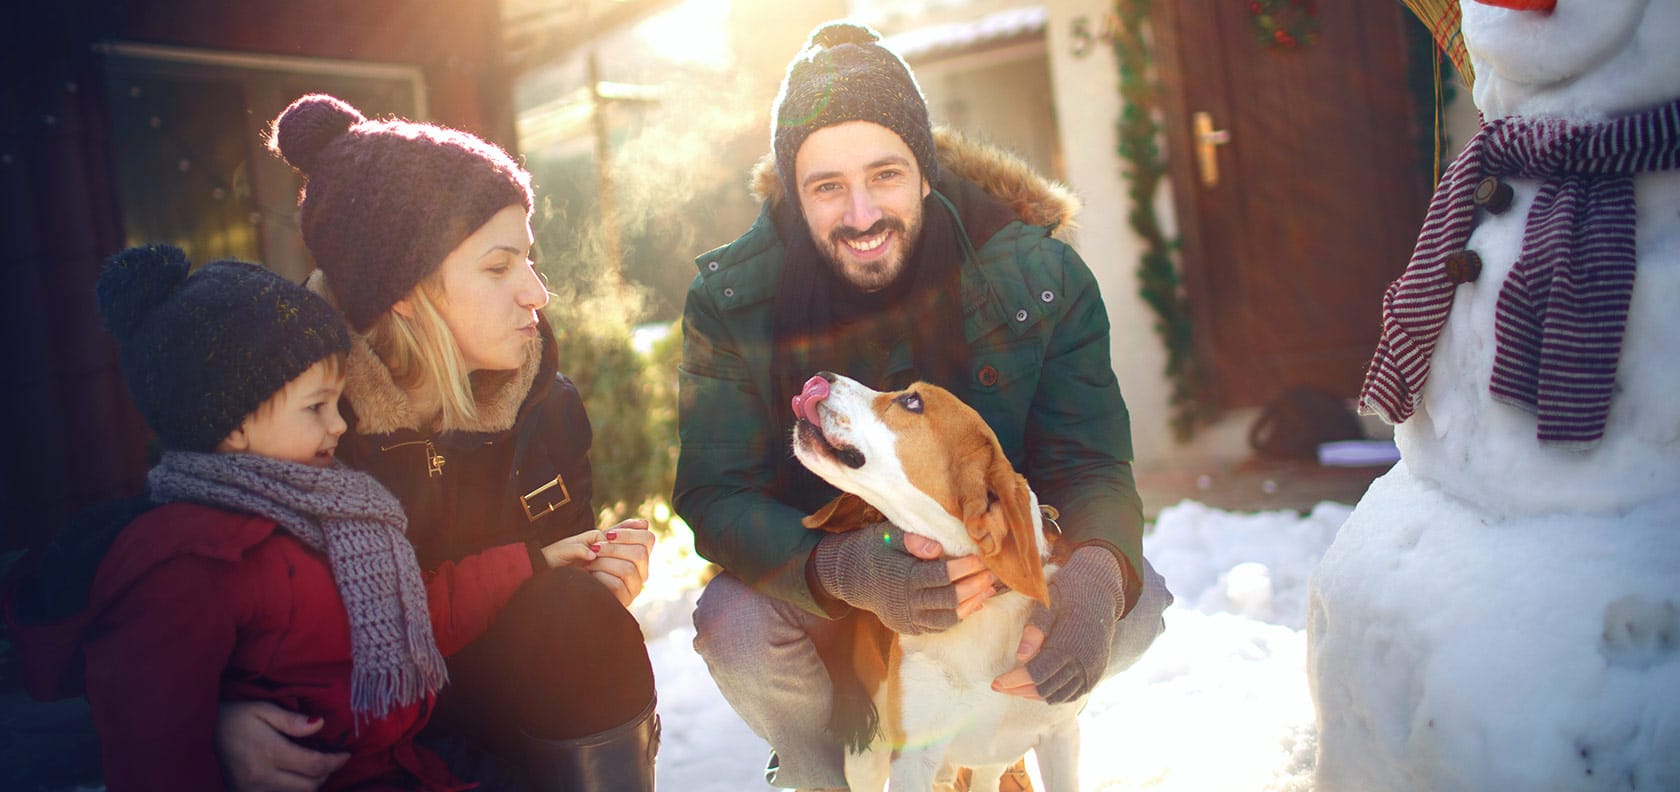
[
  {"x1": 639, "y1": 500, "x2": 1352, "y2": 790},
  {"x1": 1313, "y1": 472, "x2": 1680, "y2": 790}
]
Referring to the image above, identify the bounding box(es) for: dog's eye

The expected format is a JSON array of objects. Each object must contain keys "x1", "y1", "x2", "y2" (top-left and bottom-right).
[{"x1": 895, "y1": 392, "x2": 923, "y2": 414}]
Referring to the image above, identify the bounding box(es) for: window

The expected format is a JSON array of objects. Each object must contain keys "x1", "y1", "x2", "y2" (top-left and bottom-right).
[{"x1": 101, "y1": 43, "x2": 425, "y2": 280}]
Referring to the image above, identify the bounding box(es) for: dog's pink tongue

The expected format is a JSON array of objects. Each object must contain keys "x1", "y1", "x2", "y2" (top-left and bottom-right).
[{"x1": 792, "y1": 376, "x2": 830, "y2": 424}]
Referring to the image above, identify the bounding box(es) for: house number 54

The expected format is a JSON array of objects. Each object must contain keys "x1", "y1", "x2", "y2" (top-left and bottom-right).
[{"x1": 1069, "y1": 12, "x2": 1126, "y2": 58}]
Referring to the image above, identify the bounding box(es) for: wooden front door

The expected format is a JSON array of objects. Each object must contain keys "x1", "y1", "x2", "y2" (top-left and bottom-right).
[{"x1": 1155, "y1": 1, "x2": 1429, "y2": 408}]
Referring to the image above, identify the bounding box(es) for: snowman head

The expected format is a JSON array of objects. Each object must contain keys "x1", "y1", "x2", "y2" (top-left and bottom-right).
[{"x1": 1464, "y1": 0, "x2": 1680, "y2": 121}]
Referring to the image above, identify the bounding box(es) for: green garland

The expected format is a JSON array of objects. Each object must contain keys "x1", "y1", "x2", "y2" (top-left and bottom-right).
[{"x1": 1111, "y1": 0, "x2": 1215, "y2": 440}]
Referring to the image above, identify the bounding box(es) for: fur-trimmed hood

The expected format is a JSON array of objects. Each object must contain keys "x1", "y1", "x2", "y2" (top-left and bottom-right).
[{"x1": 749, "y1": 126, "x2": 1082, "y2": 239}]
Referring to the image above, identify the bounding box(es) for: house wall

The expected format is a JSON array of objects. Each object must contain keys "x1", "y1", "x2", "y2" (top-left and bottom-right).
[
  {"x1": 912, "y1": 41, "x2": 1061, "y2": 179},
  {"x1": 60, "y1": 0, "x2": 512, "y2": 140},
  {"x1": 1042, "y1": 0, "x2": 1188, "y2": 466}
]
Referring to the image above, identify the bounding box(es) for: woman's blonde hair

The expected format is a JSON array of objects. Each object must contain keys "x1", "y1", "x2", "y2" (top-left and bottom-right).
[{"x1": 365, "y1": 277, "x2": 480, "y2": 429}]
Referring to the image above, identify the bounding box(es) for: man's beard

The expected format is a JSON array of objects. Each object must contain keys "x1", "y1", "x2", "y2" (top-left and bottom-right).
[{"x1": 815, "y1": 209, "x2": 924, "y2": 292}]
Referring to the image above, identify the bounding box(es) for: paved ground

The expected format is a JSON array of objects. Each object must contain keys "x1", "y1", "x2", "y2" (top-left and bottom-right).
[{"x1": 0, "y1": 455, "x2": 1390, "y2": 791}]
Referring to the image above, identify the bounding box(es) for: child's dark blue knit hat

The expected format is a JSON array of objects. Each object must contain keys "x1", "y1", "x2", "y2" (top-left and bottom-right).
[{"x1": 96, "y1": 244, "x2": 351, "y2": 452}]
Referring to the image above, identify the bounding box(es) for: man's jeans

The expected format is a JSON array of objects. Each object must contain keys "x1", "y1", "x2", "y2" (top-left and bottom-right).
[{"x1": 691, "y1": 557, "x2": 1173, "y2": 789}]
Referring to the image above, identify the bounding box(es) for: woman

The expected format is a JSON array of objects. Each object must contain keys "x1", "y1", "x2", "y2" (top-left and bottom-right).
[{"x1": 215, "y1": 93, "x2": 659, "y2": 791}]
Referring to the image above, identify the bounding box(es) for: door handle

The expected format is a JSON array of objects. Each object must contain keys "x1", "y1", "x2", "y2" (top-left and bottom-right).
[{"x1": 1193, "y1": 111, "x2": 1231, "y2": 187}]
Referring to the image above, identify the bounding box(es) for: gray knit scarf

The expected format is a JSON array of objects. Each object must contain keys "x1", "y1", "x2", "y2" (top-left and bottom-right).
[{"x1": 148, "y1": 451, "x2": 447, "y2": 721}]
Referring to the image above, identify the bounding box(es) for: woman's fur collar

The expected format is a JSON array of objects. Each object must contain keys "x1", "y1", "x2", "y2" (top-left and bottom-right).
[
  {"x1": 305, "y1": 270, "x2": 542, "y2": 435},
  {"x1": 749, "y1": 126, "x2": 1082, "y2": 238}
]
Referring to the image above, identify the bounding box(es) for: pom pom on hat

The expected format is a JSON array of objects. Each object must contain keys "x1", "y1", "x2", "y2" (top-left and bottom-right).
[
  {"x1": 96, "y1": 245, "x2": 352, "y2": 452},
  {"x1": 807, "y1": 20, "x2": 880, "y2": 49},
  {"x1": 95, "y1": 244, "x2": 191, "y2": 341},
  {"x1": 268, "y1": 94, "x2": 364, "y2": 175}
]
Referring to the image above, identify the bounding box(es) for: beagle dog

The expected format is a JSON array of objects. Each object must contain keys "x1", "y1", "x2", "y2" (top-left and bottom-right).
[{"x1": 790, "y1": 372, "x2": 1086, "y2": 792}]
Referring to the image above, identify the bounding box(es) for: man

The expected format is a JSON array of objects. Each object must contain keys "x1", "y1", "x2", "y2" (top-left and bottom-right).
[{"x1": 674, "y1": 20, "x2": 1172, "y2": 791}]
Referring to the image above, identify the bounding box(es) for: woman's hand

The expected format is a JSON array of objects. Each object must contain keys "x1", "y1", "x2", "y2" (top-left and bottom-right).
[
  {"x1": 538, "y1": 529, "x2": 606, "y2": 569},
  {"x1": 585, "y1": 518, "x2": 654, "y2": 606},
  {"x1": 216, "y1": 700, "x2": 349, "y2": 791}
]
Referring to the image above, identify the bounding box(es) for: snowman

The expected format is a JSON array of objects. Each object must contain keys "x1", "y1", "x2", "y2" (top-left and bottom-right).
[{"x1": 1307, "y1": 0, "x2": 1680, "y2": 789}]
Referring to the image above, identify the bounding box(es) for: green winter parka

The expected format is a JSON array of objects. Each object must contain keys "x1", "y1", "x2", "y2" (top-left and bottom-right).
[{"x1": 674, "y1": 130, "x2": 1144, "y2": 616}]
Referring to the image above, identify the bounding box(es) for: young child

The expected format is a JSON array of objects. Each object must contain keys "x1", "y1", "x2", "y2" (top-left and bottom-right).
[{"x1": 4, "y1": 245, "x2": 605, "y2": 791}]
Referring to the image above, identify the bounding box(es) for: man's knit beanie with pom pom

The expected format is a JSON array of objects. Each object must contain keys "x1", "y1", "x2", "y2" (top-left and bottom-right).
[
  {"x1": 96, "y1": 245, "x2": 351, "y2": 452},
  {"x1": 772, "y1": 21, "x2": 938, "y2": 201},
  {"x1": 267, "y1": 94, "x2": 533, "y2": 331}
]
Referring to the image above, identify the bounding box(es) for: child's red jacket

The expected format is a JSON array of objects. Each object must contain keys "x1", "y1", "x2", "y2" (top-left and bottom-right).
[{"x1": 6, "y1": 501, "x2": 536, "y2": 791}]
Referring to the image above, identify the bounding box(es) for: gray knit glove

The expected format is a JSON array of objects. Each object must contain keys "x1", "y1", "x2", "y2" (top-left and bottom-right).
[
  {"x1": 811, "y1": 523, "x2": 960, "y2": 635},
  {"x1": 1026, "y1": 546, "x2": 1128, "y2": 704}
]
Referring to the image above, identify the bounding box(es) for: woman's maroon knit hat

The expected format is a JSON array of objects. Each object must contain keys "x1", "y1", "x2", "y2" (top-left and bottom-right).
[{"x1": 268, "y1": 94, "x2": 533, "y2": 331}]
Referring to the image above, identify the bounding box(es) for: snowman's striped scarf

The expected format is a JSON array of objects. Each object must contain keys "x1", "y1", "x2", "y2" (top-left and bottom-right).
[{"x1": 1359, "y1": 97, "x2": 1680, "y2": 449}]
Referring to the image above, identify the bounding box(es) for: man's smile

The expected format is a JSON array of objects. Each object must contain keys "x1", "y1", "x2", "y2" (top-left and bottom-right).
[{"x1": 846, "y1": 230, "x2": 888, "y2": 253}]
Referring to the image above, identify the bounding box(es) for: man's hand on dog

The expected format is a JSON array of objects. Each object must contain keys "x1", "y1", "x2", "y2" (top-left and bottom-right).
[
  {"x1": 811, "y1": 525, "x2": 999, "y2": 634},
  {"x1": 991, "y1": 546, "x2": 1127, "y2": 704},
  {"x1": 900, "y1": 531, "x2": 999, "y2": 619}
]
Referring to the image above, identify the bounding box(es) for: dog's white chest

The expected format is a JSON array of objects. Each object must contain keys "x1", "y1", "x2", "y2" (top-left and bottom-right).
[
  {"x1": 894, "y1": 589, "x2": 1082, "y2": 766},
  {"x1": 900, "y1": 587, "x2": 1033, "y2": 678}
]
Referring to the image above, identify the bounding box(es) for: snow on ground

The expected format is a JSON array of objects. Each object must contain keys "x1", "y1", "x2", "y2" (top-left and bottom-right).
[{"x1": 633, "y1": 499, "x2": 1352, "y2": 791}]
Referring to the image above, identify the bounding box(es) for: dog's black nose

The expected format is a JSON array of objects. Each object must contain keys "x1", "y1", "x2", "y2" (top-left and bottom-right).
[{"x1": 815, "y1": 371, "x2": 837, "y2": 383}]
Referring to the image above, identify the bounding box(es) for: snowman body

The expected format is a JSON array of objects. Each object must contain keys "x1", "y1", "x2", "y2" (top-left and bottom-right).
[{"x1": 1308, "y1": 2, "x2": 1680, "y2": 789}]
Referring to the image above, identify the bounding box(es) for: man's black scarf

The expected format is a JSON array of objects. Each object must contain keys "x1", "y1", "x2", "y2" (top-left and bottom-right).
[{"x1": 770, "y1": 191, "x2": 973, "y2": 500}]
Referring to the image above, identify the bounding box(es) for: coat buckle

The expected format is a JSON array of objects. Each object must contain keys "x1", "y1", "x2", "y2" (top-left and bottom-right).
[{"x1": 521, "y1": 474, "x2": 571, "y2": 522}]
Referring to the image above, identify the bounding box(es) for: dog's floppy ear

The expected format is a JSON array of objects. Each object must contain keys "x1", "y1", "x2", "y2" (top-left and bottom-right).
[
  {"x1": 957, "y1": 449, "x2": 1049, "y2": 605},
  {"x1": 803, "y1": 492, "x2": 886, "y2": 533}
]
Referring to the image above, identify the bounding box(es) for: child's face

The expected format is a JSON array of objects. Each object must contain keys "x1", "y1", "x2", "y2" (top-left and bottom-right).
[{"x1": 220, "y1": 360, "x2": 348, "y2": 467}]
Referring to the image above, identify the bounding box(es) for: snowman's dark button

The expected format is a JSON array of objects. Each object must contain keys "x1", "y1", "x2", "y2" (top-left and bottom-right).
[
  {"x1": 1473, "y1": 176, "x2": 1514, "y2": 214},
  {"x1": 1444, "y1": 250, "x2": 1483, "y2": 284}
]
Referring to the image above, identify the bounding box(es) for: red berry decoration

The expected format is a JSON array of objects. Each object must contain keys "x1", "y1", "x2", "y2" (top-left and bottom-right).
[{"x1": 1249, "y1": 0, "x2": 1320, "y2": 50}]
